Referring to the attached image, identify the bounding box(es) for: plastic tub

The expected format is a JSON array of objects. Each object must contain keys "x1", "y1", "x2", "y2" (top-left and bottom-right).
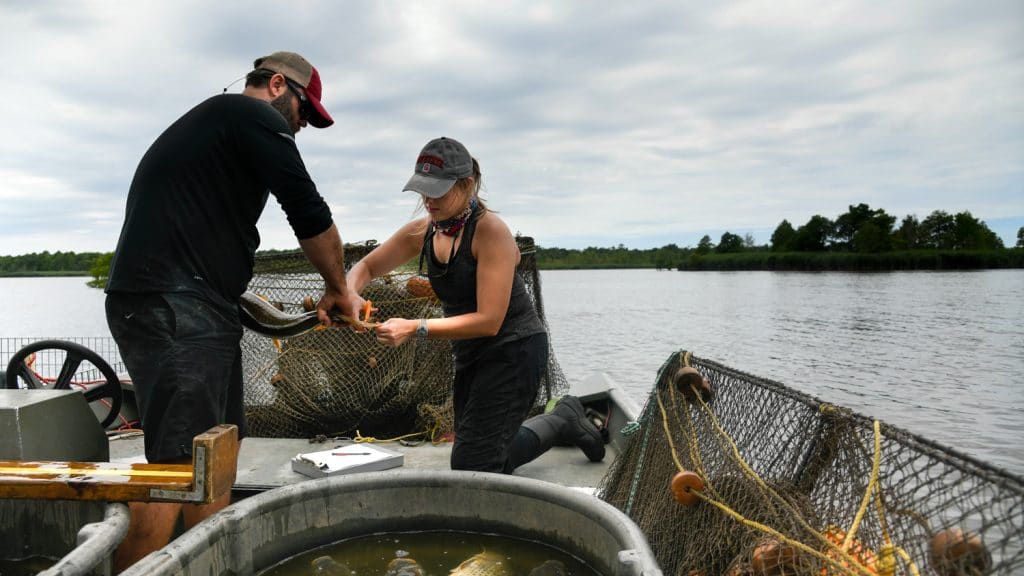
[{"x1": 123, "y1": 470, "x2": 662, "y2": 576}]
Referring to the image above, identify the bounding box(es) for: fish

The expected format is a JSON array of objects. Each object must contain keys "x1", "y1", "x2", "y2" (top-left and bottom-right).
[
  {"x1": 528, "y1": 560, "x2": 567, "y2": 576},
  {"x1": 310, "y1": 555, "x2": 352, "y2": 576},
  {"x1": 449, "y1": 551, "x2": 511, "y2": 576},
  {"x1": 385, "y1": 557, "x2": 426, "y2": 576},
  {"x1": 238, "y1": 291, "x2": 376, "y2": 338}
]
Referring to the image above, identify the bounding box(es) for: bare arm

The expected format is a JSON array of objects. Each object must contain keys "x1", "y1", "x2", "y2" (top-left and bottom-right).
[
  {"x1": 374, "y1": 213, "x2": 520, "y2": 346},
  {"x1": 347, "y1": 219, "x2": 427, "y2": 291},
  {"x1": 298, "y1": 223, "x2": 359, "y2": 325},
  {"x1": 343, "y1": 218, "x2": 427, "y2": 317}
]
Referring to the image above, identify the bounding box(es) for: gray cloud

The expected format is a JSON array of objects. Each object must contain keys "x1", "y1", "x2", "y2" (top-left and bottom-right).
[{"x1": 1, "y1": 0, "x2": 1021, "y2": 256}]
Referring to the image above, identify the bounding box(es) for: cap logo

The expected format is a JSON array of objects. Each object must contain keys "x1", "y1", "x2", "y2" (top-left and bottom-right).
[{"x1": 417, "y1": 154, "x2": 444, "y2": 173}]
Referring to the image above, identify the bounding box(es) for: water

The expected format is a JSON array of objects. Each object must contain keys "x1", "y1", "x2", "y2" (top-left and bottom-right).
[
  {"x1": 539, "y1": 269, "x2": 1024, "y2": 476},
  {"x1": 259, "y1": 531, "x2": 597, "y2": 576},
  {"x1": 1, "y1": 271, "x2": 1022, "y2": 475}
]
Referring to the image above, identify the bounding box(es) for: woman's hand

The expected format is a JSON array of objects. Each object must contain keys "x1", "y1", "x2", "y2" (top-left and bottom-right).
[{"x1": 374, "y1": 318, "x2": 419, "y2": 347}]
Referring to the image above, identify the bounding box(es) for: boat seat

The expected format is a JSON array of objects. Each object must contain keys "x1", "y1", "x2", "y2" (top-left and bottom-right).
[{"x1": 0, "y1": 424, "x2": 237, "y2": 504}]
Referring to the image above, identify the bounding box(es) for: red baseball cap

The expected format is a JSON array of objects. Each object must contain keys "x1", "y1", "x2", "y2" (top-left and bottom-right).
[{"x1": 253, "y1": 51, "x2": 334, "y2": 128}]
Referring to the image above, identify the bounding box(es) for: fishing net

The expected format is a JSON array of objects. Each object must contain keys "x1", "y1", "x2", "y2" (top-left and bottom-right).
[
  {"x1": 239, "y1": 236, "x2": 569, "y2": 441},
  {"x1": 598, "y1": 350, "x2": 1023, "y2": 576}
]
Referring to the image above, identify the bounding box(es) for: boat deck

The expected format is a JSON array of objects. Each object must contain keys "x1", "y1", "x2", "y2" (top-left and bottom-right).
[
  {"x1": 109, "y1": 437, "x2": 617, "y2": 495},
  {"x1": 107, "y1": 374, "x2": 634, "y2": 498}
]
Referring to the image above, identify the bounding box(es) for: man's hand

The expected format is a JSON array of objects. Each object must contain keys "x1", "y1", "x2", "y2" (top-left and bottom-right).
[{"x1": 316, "y1": 286, "x2": 359, "y2": 327}]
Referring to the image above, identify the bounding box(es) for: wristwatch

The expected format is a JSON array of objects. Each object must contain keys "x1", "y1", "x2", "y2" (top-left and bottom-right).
[{"x1": 416, "y1": 319, "x2": 429, "y2": 339}]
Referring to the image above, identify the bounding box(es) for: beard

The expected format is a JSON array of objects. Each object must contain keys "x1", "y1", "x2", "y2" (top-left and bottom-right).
[{"x1": 270, "y1": 93, "x2": 299, "y2": 134}]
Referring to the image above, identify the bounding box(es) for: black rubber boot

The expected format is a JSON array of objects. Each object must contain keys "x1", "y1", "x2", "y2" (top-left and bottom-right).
[{"x1": 520, "y1": 396, "x2": 605, "y2": 462}]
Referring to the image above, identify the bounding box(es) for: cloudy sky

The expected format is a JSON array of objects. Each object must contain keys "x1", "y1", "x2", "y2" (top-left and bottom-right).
[{"x1": 1, "y1": 0, "x2": 1021, "y2": 256}]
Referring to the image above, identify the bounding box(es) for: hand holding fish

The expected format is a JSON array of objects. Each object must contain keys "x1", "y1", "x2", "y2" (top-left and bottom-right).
[
  {"x1": 238, "y1": 292, "x2": 377, "y2": 338},
  {"x1": 316, "y1": 286, "x2": 361, "y2": 329}
]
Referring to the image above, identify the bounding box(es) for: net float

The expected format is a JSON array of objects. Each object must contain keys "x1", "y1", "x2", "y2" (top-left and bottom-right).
[
  {"x1": 671, "y1": 470, "x2": 704, "y2": 506},
  {"x1": 673, "y1": 366, "x2": 714, "y2": 402},
  {"x1": 750, "y1": 539, "x2": 798, "y2": 575},
  {"x1": 302, "y1": 295, "x2": 316, "y2": 312},
  {"x1": 406, "y1": 275, "x2": 438, "y2": 301},
  {"x1": 821, "y1": 526, "x2": 876, "y2": 574},
  {"x1": 929, "y1": 527, "x2": 991, "y2": 576}
]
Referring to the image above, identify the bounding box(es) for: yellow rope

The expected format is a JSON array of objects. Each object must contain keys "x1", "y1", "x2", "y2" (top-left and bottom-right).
[
  {"x1": 660, "y1": 351, "x2": 878, "y2": 574},
  {"x1": 895, "y1": 546, "x2": 922, "y2": 576},
  {"x1": 655, "y1": 382, "x2": 685, "y2": 472},
  {"x1": 844, "y1": 420, "x2": 882, "y2": 549},
  {"x1": 353, "y1": 428, "x2": 430, "y2": 443},
  {"x1": 694, "y1": 491, "x2": 875, "y2": 576},
  {"x1": 697, "y1": 389, "x2": 836, "y2": 551}
]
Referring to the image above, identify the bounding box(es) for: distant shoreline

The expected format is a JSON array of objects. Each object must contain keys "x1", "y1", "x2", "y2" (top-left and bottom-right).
[
  {"x1": 0, "y1": 270, "x2": 90, "y2": 277},
  {"x1": 2, "y1": 247, "x2": 1022, "y2": 278}
]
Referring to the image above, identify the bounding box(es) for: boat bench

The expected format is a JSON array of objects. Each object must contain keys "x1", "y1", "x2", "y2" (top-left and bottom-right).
[{"x1": 0, "y1": 425, "x2": 237, "y2": 504}]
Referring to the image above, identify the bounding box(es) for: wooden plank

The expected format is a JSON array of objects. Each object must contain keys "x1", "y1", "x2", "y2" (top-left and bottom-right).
[
  {"x1": 196, "y1": 424, "x2": 238, "y2": 503},
  {"x1": 0, "y1": 424, "x2": 237, "y2": 504}
]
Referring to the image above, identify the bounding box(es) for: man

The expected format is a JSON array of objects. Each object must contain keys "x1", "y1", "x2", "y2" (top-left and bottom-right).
[{"x1": 104, "y1": 51, "x2": 357, "y2": 571}]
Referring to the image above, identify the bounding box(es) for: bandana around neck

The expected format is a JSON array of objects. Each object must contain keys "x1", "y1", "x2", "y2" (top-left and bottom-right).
[{"x1": 433, "y1": 198, "x2": 478, "y2": 237}]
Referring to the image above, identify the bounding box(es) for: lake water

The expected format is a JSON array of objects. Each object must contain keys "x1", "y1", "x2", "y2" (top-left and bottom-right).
[{"x1": 1, "y1": 270, "x2": 1022, "y2": 475}]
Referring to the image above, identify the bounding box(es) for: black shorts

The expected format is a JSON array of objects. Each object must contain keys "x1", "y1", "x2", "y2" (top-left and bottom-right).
[
  {"x1": 106, "y1": 291, "x2": 247, "y2": 464},
  {"x1": 451, "y1": 332, "x2": 548, "y2": 473}
]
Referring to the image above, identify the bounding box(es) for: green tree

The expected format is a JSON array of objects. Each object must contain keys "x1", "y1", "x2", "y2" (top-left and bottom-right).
[
  {"x1": 833, "y1": 203, "x2": 872, "y2": 249},
  {"x1": 770, "y1": 220, "x2": 796, "y2": 252},
  {"x1": 851, "y1": 221, "x2": 889, "y2": 253},
  {"x1": 695, "y1": 235, "x2": 714, "y2": 255},
  {"x1": 952, "y1": 211, "x2": 1003, "y2": 250},
  {"x1": 920, "y1": 210, "x2": 956, "y2": 249},
  {"x1": 654, "y1": 244, "x2": 684, "y2": 270},
  {"x1": 791, "y1": 215, "x2": 834, "y2": 252},
  {"x1": 893, "y1": 215, "x2": 920, "y2": 250},
  {"x1": 716, "y1": 232, "x2": 745, "y2": 253},
  {"x1": 87, "y1": 252, "x2": 114, "y2": 288},
  {"x1": 834, "y1": 203, "x2": 896, "y2": 252},
  {"x1": 1017, "y1": 226, "x2": 1024, "y2": 248}
]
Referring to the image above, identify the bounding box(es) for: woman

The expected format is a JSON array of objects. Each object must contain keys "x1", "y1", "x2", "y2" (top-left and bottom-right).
[{"x1": 345, "y1": 136, "x2": 604, "y2": 473}]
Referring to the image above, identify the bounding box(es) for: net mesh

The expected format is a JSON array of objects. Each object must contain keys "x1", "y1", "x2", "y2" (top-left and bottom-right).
[
  {"x1": 240, "y1": 236, "x2": 569, "y2": 440},
  {"x1": 598, "y1": 350, "x2": 1024, "y2": 576}
]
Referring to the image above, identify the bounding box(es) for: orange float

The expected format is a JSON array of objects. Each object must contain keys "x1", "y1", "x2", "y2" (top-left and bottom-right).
[
  {"x1": 750, "y1": 539, "x2": 798, "y2": 575},
  {"x1": 820, "y1": 526, "x2": 876, "y2": 575},
  {"x1": 929, "y1": 527, "x2": 990, "y2": 576},
  {"x1": 670, "y1": 470, "x2": 704, "y2": 506},
  {"x1": 672, "y1": 367, "x2": 713, "y2": 402},
  {"x1": 406, "y1": 275, "x2": 438, "y2": 301}
]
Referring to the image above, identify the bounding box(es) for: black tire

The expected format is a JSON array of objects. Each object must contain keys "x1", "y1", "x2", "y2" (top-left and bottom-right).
[{"x1": 5, "y1": 339, "x2": 124, "y2": 429}]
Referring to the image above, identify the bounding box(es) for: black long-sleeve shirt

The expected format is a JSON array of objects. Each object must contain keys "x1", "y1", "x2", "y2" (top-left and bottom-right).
[{"x1": 107, "y1": 94, "x2": 333, "y2": 301}]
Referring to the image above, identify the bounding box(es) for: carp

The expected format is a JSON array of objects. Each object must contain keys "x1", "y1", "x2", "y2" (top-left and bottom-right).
[
  {"x1": 449, "y1": 551, "x2": 510, "y2": 576},
  {"x1": 386, "y1": 557, "x2": 426, "y2": 576},
  {"x1": 311, "y1": 555, "x2": 352, "y2": 576}
]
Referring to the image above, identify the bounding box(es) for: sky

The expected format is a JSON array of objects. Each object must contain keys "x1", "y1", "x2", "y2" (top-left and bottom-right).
[{"x1": 1, "y1": 0, "x2": 1021, "y2": 256}]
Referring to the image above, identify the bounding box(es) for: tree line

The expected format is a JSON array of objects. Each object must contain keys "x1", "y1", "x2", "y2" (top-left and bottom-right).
[
  {"x1": 765, "y1": 205, "x2": 1006, "y2": 253},
  {"x1": 535, "y1": 205, "x2": 1022, "y2": 271},
  {"x1": 3, "y1": 205, "x2": 1022, "y2": 278},
  {"x1": 0, "y1": 251, "x2": 107, "y2": 276}
]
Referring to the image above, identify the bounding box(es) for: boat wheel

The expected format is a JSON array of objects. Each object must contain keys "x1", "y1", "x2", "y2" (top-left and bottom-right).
[{"x1": 4, "y1": 339, "x2": 124, "y2": 429}]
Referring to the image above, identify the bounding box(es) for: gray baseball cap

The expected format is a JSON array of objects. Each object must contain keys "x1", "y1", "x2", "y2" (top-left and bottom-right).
[{"x1": 403, "y1": 137, "x2": 473, "y2": 198}]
